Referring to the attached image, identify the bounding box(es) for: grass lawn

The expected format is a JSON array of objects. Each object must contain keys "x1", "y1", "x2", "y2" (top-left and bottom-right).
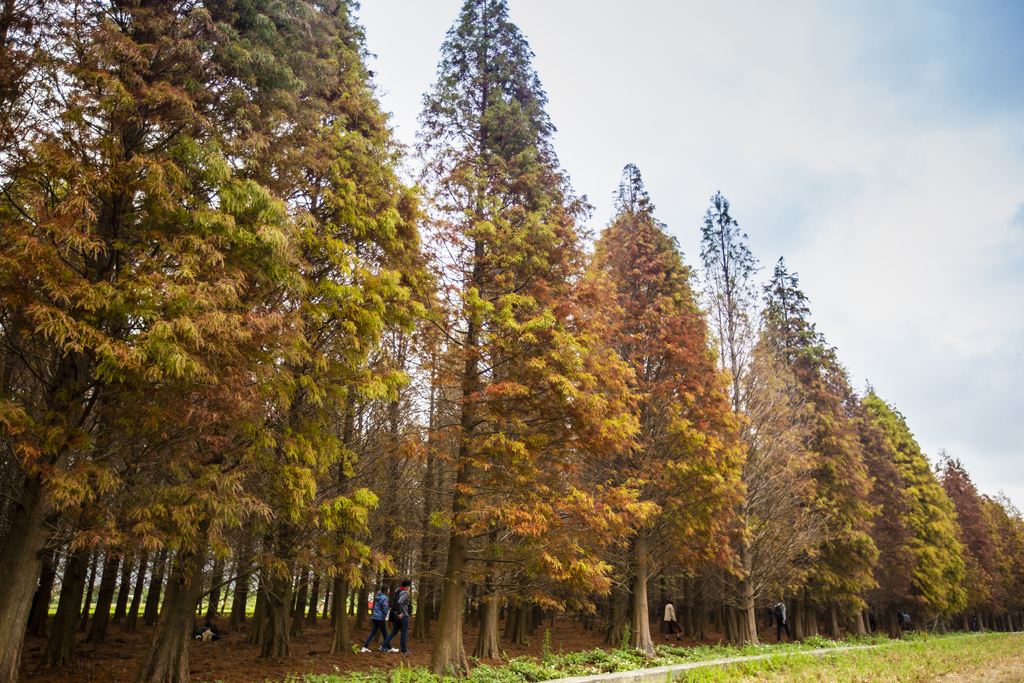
[
  {"x1": 297, "y1": 632, "x2": 1024, "y2": 683},
  {"x1": 673, "y1": 632, "x2": 1024, "y2": 682}
]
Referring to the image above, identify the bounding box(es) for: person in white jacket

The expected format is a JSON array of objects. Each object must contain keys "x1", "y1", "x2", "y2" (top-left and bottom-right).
[{"x1": 661, "y1": 600, "x2": 682, "y2": 640}]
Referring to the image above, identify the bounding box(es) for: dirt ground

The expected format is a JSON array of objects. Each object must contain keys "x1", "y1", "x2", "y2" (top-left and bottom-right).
[{"x1": 18, "y1": 616, "x2": 775, "y2": 683}]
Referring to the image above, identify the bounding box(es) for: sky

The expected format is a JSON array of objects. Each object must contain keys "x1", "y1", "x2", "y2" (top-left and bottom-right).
[{"x1": 356, "y1": 0, "x2": 1024, "y2": 507}]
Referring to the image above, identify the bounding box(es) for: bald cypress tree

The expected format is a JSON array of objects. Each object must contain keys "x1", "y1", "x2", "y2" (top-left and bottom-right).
[
  {"x1": 863, "y1": 394, "x2": 964, "y2": 631},
  {"x1": 764, "y1": 259, "x2": 878, "y2": 633},
  {"x1": 420, "y1": 1, "x2": 636, "y2": 674},
  {"x1": 593, "y1": 165, "x2": 743, "y2": 654}
]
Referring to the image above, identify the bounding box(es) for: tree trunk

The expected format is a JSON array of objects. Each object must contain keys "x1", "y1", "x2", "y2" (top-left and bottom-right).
[
  {"x1": 113, "y1": 556, "x2": 134, "y2": 623},
  {"x1": 41, "y1": 551, "x2": 88, "y2": 668},
  {"x1": 793, "y1": 596, "x2": 805, "y2": 642},
  {"x1": 695, "y1": 585, "x2": 707, "y2": 641},
  {"x1": 205, "y1": 558, "x2": 224, "y2": 620},
  {"x1": 322, "y1": 583, "x2": 331, "y2": 620},
  {"x1": 329, "y1": 576, "x2": 350, "y2": 654},
  {"x1": 143, "y1": 549, "x2": 168, "y2": 627},
  {"x1": 86, "y1": 552, "x2": 121, "y2": 642},
  {"x1": 353, "y1": 580, "x2": 368, "y2": 632},
  {"x1": 261, "y1": 567, "x2": 293, "y2": 658},
  {"x1": 28, "y1": 554, "x2": 58, "y2": 638},
  {"x1": 888, "y1": 608, "x2": 902, "y2": 638},
  {"x1": 0, "y1": 488, "x2": 50, "y2": 681},
  {"x1": 739, "y1": 542, "x2": 758, "y2": 645},
  {"x1": 305, "y1": 575, "x2": 319, "y2": 627},
  {"x1": 246, "y1": 576, "x2": 267, "y2": 645},
  {"x1": 132, "y1": 540, "x2": 207, "y2": 683},
  {"x1": 472, "y1": 592, "x2": 501, "y2": 660},
  {"x1": 851, "y1": 609, "x2": 866, "y2": 637},
  {"x1": 429, "y1": 525, "x2": 470, "y2": 676},
  {"x1": 123, "y1": 553, "x2": 148, "y2": 633},
  {"x1": 228, "y1": 572, "x2": 250, "y2": 632},
  {"x1": 725, "y1": 605, "x2": 740, "y2": 645},
  {"x1": 605, "y1": 582, "x2": 627, "y2": 646},
  {"x1": 629, "y1": 532, "x2": 654, "y2": 654},
  {"x1": 827, "y1": 604, "x2": 841, "y2": 639},
  {"x1": 291, "y1": 566, "x2": 308, "y2": 638},
  {"x1": 79, "y1": 550, "x2": 99, "y2": 632},
  {"x1": 413, "y1": 446, "x2": 436, "y2": 639},
  {"x1": 683, "y1": 577, "x2": 694, "y2": 639}
]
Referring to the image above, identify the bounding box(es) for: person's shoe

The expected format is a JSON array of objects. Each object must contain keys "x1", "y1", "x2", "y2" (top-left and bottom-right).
[
  {"x1": 389, "y1": 648, "x2": 400, "y2": 653},
  {"x1": 401, "y1": 651, "x2": 412, "y2": 655},
  {"x1": 378, "y1": 645, "x2": 388, "y2": 653},
  {"x1": 360, "y1": 647, "x2": 371, "y2": 653}
]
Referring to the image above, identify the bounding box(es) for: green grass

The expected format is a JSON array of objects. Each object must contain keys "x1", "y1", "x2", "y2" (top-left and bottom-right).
[
  {"x1": 674, "y1": 632, "x2": 1023, "y2": 682},
  {"x1": 291, "y1": 632, "x2": 1024, "y2": 683}
]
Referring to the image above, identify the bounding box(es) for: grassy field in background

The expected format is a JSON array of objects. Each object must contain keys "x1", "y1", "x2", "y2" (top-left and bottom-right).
[{"x1": 661, "y1": 633, "x2": 1023, "y2": 682}]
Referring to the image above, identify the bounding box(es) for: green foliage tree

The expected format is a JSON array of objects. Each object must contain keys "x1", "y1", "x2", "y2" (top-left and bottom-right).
[
  {"x1": 419, "y1": 0, "x2": 638, "y2": 673},
  {"x1": 863, "y1": 395, "x2": 964, "y2": 628}
]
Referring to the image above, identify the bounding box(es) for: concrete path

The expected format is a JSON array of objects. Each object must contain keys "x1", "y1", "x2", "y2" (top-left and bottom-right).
[{"x1": 549, "y1": 644, "x2": 884, "y2": 683}]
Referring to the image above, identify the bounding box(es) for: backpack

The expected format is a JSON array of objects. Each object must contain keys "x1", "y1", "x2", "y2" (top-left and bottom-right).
[
  {"x1": 390, "y1": 589, "x2": 403, "y2": 621},
  {"x1": 773, "y1": 604, "x2": 783, "y2": 620}
]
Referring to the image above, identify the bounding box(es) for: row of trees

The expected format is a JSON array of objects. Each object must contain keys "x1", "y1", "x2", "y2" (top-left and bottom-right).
[{"x1": 1, "y1": 1, "x2": 1021, "y2": 683}]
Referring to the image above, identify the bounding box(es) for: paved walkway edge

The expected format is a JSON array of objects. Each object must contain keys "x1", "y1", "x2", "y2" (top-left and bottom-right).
[{"x1": 547, "y1": 644, "x2": 884, "y2": 683}]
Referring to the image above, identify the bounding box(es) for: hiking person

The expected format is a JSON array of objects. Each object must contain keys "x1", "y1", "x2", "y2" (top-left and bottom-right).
[{"x1": 360, "y1": 585, "x2": 389, "y2": 653}]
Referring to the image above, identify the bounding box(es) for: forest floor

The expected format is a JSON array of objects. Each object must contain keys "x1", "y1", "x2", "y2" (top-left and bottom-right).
[{"x1": 18, "y1": 615, "x2": 786, "y2": 683}]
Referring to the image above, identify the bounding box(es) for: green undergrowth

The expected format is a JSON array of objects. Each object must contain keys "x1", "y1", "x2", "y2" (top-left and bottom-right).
[{"x1": 290, "y1": 631, "x2": 1019, "y2": 683}]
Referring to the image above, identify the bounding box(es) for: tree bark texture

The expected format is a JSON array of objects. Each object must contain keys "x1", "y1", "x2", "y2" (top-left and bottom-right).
[
  {"x1": 305, "y1": 575, "x2": 319, "y2": 627},
  {"x1": 245, "y1": 578, "x2": 267, "y2": 646},
  {"x1": 793, "y1": 597, "x2": 805, "y2": 642},
  {"x1": 329, "y1": 576, "x2": 350, "y2": 655},
  {"x1": 28, "y1": 554, "x2": 58, "y2": 638},
  {"x1": 291, "y1": 566, "x2": 308, "y2": 637},
  {"x1": 143, "y1": 549, "x2": 168, "y2": 627},
  {"x1": 79, "y1": 551, "x2": 98, "y2": 632},
  {"x1": 113, "y1": 556, "x2": 134, "y2": 623},
  {"x1": 132, "y1": 543, "x2": 207, "y2": 683},
  {"x1": 629, "y1": 532, "x2": 654, "y2": 655},
  {"x1": 261, "y1": 568, "x2": 293, "y2": 658},
  {"x1": 739, "y1": 542, "x2": 759, "y2": 645},
  {"x1": 472, "y1": 594, "x2": 501, "y2": 660},
  {"x1": 429, "y1": 526, "x2": 469, "y2": 676},
  {"x1": 122, "y1": 553, "x2": 148, "y2": 633},
  {"x1": 86, "y1": 552, "x2": 121, "y2": 643},
  {"x1": 41, "y1": 551, "x2": 88, "y2": 668},
  {"x1": 205, "y1": 559, "x2": 224, "y2": 620}
]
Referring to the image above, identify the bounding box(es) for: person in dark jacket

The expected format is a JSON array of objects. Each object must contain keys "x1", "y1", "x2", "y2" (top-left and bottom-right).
[
  {"x1": 774, "y1": 601, "x2": 790, "y2": 643},
  {"x1": 381, "y1": 578, "x2": 412, "y2": 654},
  {"x1": 360, "y1": 585, "x2": 389, "y2": 653}
]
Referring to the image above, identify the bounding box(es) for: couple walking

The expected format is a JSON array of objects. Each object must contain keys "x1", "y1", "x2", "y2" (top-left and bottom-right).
[{"x1": 361, "y1": 578, "x2": 412, "y2": 654}]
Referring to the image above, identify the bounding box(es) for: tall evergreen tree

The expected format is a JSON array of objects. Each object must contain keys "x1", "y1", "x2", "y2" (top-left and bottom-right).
[
  {"x1": 419, "y1": 1, "x2": 636, "y2": 673},
  {"x1": 863, "y1": 395, "x2": 964, "y2": 627},
  {"x1": 764, "y1": 260, "x2": 877, "y2": 633},
  {"x1": 940, "y1": 456, "x2": 998, "y2": 621},
  {"x1": 593, "y1": 165, "x2": 743, "y2": 654}
]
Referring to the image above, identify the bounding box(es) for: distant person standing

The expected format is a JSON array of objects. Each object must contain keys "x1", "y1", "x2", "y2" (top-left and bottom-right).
[
  {"x1": 774, "y1": 601, "x2": 790, "y2": 643},
  {"x1": 360, "y1": 585, "x2": 389, "y2": 653},
  {"x1": 381, "y1": 578, "x2": 412, "y2": 654},
  {"x1": 661, "y1": 600, "x2": 682, "y2": 640}
]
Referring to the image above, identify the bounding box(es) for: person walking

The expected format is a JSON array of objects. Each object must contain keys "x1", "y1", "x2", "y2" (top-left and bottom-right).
[
  {"x1": 381, "y1": 578, "x2": 412, "y2": 654},
  {"x1": 360, "y1": 585, "x2": 389, "y2": 653},
  {"x1": 774, "y1": 601, "x2": 790, "y2": 643},
  {"x1": 661, "y1": 600, "x2": 682, "y2": 640}
]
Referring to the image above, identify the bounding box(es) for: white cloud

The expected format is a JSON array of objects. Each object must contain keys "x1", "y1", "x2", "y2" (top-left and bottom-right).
[{"x1": 359, "y1": 0, "x2": 1024, "y2": 505}]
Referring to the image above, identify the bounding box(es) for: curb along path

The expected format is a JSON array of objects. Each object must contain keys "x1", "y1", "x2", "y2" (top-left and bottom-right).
[{"x1": 549, "y1": 644, "x2": 885, "y2": 683}]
